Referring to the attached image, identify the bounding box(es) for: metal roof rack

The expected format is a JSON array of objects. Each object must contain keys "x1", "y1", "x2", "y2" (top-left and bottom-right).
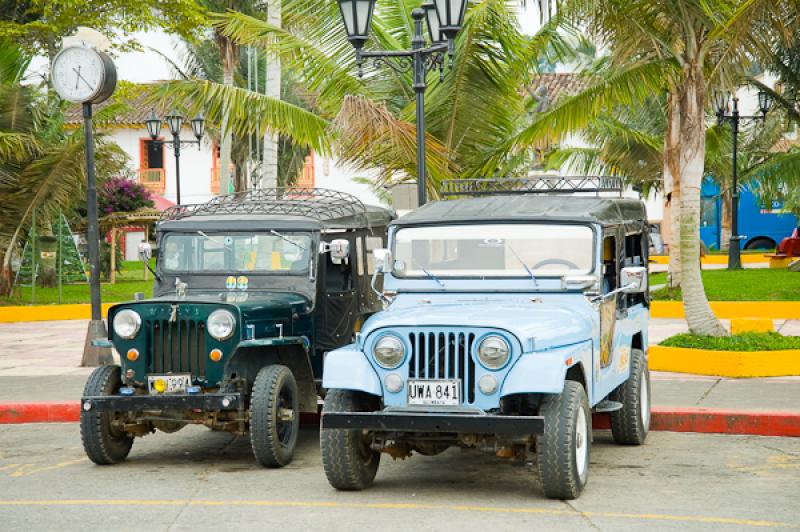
[
  {"x1": 440, "y1": 176, "x2": 625, "y2": 198},
  {"x1": 160, "y1": 188, "x2": 368, "y2": 222}
]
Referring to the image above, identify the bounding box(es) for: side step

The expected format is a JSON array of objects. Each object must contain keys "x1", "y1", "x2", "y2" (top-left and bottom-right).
[{"x1": 594, "y1": 400, "x2": 623, "y2": 413}]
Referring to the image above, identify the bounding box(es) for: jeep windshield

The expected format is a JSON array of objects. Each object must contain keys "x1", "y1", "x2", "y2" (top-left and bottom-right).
[
  {"x1": 160, "y1": 232, "x2": 312, "y2": 274},
  {"x1": 392, "y1": 224, "x2": 594, "y2": 278}
]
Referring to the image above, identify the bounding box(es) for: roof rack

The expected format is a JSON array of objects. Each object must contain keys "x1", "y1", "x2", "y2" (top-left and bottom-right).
[
  {"x1": 440, "y1": 176, "x2": 625, "y2": 198},
  {"x1": 160, "y1": 188, "x2": 368, "y2": 222}
]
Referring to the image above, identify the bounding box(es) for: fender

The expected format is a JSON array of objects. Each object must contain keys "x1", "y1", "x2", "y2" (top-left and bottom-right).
[
  {"x1": 501, "y1": 341, "x2": 593, "y2": 400},
  {"x1": 322, "y1": 345, "x2": 382, "y2": 396}
]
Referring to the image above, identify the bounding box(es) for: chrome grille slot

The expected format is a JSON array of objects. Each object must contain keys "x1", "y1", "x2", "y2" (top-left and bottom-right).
[
  {"x1": 408, "y1": 331, "x2": 476, "y2": 404},
  {"x1": 147, "y1": 319, "x2": 206, "y2": 378}
]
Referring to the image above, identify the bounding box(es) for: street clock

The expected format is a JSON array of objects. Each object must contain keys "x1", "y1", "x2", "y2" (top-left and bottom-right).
[{"x1": 51, "y1": 45, "x2": 117, "y2": 104}]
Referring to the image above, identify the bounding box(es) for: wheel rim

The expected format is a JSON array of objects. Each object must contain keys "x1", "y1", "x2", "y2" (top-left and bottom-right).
[
  {"x1": 275, "y1": 385, "x2": 295, "y2": 449},
  {"x1": 575, "y1": 406, "x2": 588, "y2": 481},
  {"x1": 641, "y1": 371, "x2": 650, "y2": 430}
]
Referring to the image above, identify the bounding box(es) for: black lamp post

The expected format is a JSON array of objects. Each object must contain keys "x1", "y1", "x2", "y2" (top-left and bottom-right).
[
  {"x1": 715, "y1": 89, "x2": 773, "y2": 270},
  {"x1": 145, "y1": 110, "x2": 205, "y2": 205},
  {"x1": 337, "y1": 0, "x2": 467, "y2": 206}
]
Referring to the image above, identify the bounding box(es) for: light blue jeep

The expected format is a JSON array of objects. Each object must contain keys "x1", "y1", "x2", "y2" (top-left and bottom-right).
[{"x1": 320, "y1": 190, "x2": 651, "y2": 500}]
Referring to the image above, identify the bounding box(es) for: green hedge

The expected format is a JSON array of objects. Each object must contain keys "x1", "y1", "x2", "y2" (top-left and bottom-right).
[{"x1": 660, "y1": 332, "x2": 800, "y2": 351}]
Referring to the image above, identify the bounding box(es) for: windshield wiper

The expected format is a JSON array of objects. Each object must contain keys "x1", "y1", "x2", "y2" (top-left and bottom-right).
[
  {"x1": 508, "y1": 245, "x2": 538, "y2": 287},
  {"x1": 413, "y1": 260, "x2": 445, "y2": 287},
  {"x1": 196, "y1": 231, "x2": 225, "y2": 245},
  {"x1": 270, "y1": 230, "x2": 306, "y2": 251}
]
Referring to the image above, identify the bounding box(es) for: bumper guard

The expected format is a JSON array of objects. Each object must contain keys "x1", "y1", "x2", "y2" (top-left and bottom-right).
[
  {"x1": 321, "y1": 411, "x2": 544, "y2": 435},
  {"x1": 81, "y1": 392, "x2": 243, "y2": 412}
]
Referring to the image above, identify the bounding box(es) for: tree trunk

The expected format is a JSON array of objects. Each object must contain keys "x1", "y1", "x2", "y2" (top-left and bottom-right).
[
  {"x1": 664, "y1": 90, "x2": 682, "y2": 288},
  {"x1": 678, "y1": 63, "x2": 727, "y2": 337},
  {"x1": 261, "y1": 0, "x2": 281, "y2": 189},
  {"x1": 218, "y1": 38, "x2": 237, "y2": 196}
]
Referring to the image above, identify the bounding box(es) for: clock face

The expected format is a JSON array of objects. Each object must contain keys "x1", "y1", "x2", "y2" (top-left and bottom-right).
[{"x1": 51, "y1": 46, "x2": 108, "y2": 103}]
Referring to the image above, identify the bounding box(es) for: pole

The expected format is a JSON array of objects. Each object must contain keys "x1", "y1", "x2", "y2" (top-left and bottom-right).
[
  {"x1": 173, "y1": 132, "x2": 182, "y2": 205},
  {"x1": 728, "y1": 97, "x2": 741, "y2": 270},
  {"x1": 57, "y1": 211, "x2": 63, "y2": 304},
  {"x1": 82, "y1": 102, "x2": 112, "y2": 366},
  {"x1": 30, "y1": 208, "x2": 36, "y2": 305},
  {"x1": 411, "y1": 9, "x2": 427, "y2": 207}
]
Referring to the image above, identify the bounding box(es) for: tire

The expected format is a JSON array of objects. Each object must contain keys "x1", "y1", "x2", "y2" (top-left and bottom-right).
[
  {"x1": 320, "y1": 389, "x2": 381, "y2": 491},
  {"x1": 744, "y1": 237, "x2": 775, "y2": 251},
  {"x1": 249, "y1": 365, "x2": 299, "y2": 468},
  {"x1": 536, "y1": 380, "x2": 591, "y2": 500},
  {"x1": 80, "y1": 365, "x2": 134, "y2": 465},
  {"x1": 610, "y1": 348, "x2": 651, "y2": 445}
]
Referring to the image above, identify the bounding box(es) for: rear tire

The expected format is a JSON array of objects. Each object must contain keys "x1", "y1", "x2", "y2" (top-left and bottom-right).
[
  {"x1": 744, "y1": 237, "x2": 775, "y2": 251},
  {"x1": 80, "y1": 365, "x2": 133, "y2": 465},
  {"x1": 249, "y1": 365, "x2": 299, "y2": 468},
  {"x1": 320, "y1": 389, "x2": 381, "y2": 491},
  {"x1": 610, "y1": 349, "x2": 650, "y2": 445},
  {"x1": 536, "y1": 381, "x2": 590, "y2": 500}
]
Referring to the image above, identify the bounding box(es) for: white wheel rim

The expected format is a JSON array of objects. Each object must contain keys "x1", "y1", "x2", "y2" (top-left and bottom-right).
[
  {"x1": 575, "y1": 406, "x2": 588, "y2": 480},
  {"x1": 641, "y1": 371, "x2": 650, "y2": 430}
]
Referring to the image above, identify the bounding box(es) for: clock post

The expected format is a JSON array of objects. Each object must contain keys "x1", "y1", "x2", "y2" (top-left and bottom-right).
[{"x1": 51, "y1": 39, "x2": 117, "y2": 366}]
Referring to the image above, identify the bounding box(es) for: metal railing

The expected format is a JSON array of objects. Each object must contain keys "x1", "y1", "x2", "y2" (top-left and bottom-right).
[
  {"x1": 440, "y1": 176, "x2": 626, "y2": 198},
  {"x1": 138, "y1": 168, "x2": 166, "y2": 194}
]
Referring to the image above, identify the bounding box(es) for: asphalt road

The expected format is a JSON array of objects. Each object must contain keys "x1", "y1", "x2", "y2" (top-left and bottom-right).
[{"x1": 0, "y1": 424, "x2": 798, "y2": 531}]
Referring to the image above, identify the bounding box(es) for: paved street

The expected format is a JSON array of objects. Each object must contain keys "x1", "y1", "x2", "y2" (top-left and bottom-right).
[{"x1": 0, "y1": 424, "x2": 798, "y2": 531}]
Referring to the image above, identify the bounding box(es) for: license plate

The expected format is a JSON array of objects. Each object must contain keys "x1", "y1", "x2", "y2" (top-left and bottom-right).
[
  {"x1": 147, "y1": 374, "x2": 191, "y2": 394},
  {"x1": 407, "y1": 379, "x2": 460, "y2": 406}
]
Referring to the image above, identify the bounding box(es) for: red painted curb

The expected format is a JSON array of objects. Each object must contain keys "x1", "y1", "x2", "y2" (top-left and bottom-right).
[
  {"x1": 2, "y1": 403, "x2": 799, "y2": 437},
  {"x1": 0, "y1": 402, "x2": 80, "y2": 424}
]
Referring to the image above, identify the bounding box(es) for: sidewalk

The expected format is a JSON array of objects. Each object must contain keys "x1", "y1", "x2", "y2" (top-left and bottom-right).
[{"x1": 0, "y1": 319, "x2": 798, "y2": 432}]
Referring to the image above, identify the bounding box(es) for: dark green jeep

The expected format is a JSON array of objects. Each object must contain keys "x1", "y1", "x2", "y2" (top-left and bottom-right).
[{"x1": 80, "y1": 189, "x2": 393, "y2": 467}]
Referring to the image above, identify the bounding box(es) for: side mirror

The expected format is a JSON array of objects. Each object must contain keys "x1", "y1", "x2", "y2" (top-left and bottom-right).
[
  {"x1": 329, "y1": 239, "x2": 350, "y2": 264},
  {"x1": 138, "y1": 241, "x2": 152, "y2": 262},
  {"x1": 373, "y1": 248, "x2": 392, "y2": 273},
  {"x1": 620, "y1": 266, "x2": 647, "y2": 294}
]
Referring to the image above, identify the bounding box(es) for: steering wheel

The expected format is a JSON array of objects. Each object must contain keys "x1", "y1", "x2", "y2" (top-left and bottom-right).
[{"x1": 530, "y1": 258, "x2": 579, "y2": 270}]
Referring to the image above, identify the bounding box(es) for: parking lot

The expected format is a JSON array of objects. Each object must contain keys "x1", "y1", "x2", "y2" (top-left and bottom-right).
[{"x1": 1, "y1": 423, "x2": 798, "y2": 531}]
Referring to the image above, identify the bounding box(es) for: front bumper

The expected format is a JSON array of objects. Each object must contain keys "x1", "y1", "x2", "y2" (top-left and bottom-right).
[
  {"x1": 81, "y1": 392, "x2": 243, "y2": 412},
  {"x1": 321, "y1": 411, "x2": 544, "y2": 435}
]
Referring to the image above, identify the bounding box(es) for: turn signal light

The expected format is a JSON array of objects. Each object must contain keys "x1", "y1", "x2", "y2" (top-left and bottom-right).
[
  {"x1": 126, "y1": 349, "x2": 140, "y2": 361},
  {"x1": 209, "y1": 349, "x2": 223, "y2": 362}
]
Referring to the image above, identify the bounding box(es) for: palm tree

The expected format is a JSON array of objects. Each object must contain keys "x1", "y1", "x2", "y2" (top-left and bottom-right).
[
  {"x1": 156, "y1": 0, "x2": 570, "y2": 196},
  {"x1": 495, "y1": 0, "x2": 796, "y2": 336},
  {"x1": 0, "y1": 40, "x2": 127, "y2": 295}
]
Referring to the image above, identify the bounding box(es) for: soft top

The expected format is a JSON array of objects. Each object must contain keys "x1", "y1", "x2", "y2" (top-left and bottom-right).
[
  {"x1": 394, "y1": 195, "x2": 647, "y2": 231},
  {"x1": 158, "y1": 188, "x2": 394, "y2": 231}
]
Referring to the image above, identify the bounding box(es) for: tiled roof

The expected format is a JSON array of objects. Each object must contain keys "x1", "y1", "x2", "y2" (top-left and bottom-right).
[
  {"x1": 527, "y1": 73, "x2": 590, "y2": 111},
  {"x1": 770, "y1": 137, "x2": 800, "y2": 153},
  {"x1": 63, "y1": 84, "x2": 172, "y2": 126}
]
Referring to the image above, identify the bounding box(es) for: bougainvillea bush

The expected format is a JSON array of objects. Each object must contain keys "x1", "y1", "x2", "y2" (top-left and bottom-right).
[{"x1": 98, "y1": 177, "x2": 154, "y2": 215}]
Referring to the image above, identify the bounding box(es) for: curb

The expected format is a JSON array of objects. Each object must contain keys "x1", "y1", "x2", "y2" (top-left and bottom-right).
[
  {"x1": 650, "y1": 301, "x2": 800, "y2": 319},
  {"x1": 649, "y1": 254, "x2": 769, "y2": 265},
  {"x1": 649, "y1": 345, "x2": 800, "y2": 378},
  {"x1": 2, "y1": 402, "x2": 799, "y2": 437},
  {"x1": 0, "y1": 303, "x2": 112, "y2": 323}
]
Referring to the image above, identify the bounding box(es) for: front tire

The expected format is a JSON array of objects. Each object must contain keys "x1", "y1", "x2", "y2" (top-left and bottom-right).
[
  {"x1": 80, "y1": 365, "x2": 134, "y2": 465},
  {"x1": 610, "y1": 348, "x2": 650, "y2": 445},
  {"x1": 320, "y1": 389, "x2": 381, "y2": 491},
  {"x1": 536, "y1": 380, "x2": 591, "y2": 500},
  {"x1": 249, "y1": 365, "x2": 299, "y2": 468}
]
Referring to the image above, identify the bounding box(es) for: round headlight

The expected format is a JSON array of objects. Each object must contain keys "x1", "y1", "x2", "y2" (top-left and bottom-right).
[
  {"x1": 113, "y1": 309, "x2": 141, "y2": 339},
  {"x1": 477, "y1": 335, "x2": 510, "y2": 369},
  {"x1": 207, "y1": 310, "x2": 236, "y2": 340},
  {"x1": 373, "y1": 335, "x2": 405, "y2": 369}
]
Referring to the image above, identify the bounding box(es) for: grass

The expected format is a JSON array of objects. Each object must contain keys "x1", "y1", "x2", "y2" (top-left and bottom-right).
[
  {"x1": 650, "y1": 269, "x2": 800, "y2": 301},
  {"x1": 660, "y1": 332, "x2": 800, "y2": 351},
  {"x1": 1, "y1": 260, "x2": 154, "y2": 306}
]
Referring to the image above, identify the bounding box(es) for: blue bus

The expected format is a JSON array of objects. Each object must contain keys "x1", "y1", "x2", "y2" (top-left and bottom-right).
[{"x1": 700, "y1": 178, "x2": 798, "y2": 250}]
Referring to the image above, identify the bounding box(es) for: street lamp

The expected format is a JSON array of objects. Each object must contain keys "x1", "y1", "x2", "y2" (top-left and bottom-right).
[
  {"x1": 715, "y1": 89, "x2": 773, "y2": 270},
  {"x1": 337, "y1": 0, "x2": 467, "y2": 206},
  {"x1": 144, "y1": 110, "x2": 205, "y2": 205}
]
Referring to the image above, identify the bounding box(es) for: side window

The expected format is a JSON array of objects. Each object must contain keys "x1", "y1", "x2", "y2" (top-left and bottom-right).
[
  {"x1": 602, "y1": 235, "x2": 617, "y2": 294},
  {"x1": 356, "y1": 237, "x2": 365, "y2": 275},
  {"x1": 365, "y1": 235, "x2": 384, "y2": 274},
  {"x1": 624, "y1": 233, "x2": 644, "y2": 267}
]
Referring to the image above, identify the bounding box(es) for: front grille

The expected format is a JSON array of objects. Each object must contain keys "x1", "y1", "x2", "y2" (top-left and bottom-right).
[
  {"x1": 146, "y1": 319, "x2": 207, "y2": 378},
  {"x1": 407, "y1": 331, "x2": 476, "y2": 404}
]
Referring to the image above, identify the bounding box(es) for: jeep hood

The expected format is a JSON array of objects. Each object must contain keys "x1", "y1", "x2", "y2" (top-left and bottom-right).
[{"x1": 361, "y1": 296, "x2": 595, "y2": 352}]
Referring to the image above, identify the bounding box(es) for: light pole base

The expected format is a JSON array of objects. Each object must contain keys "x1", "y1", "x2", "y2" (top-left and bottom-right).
[{"x1": 81, "y1": 319, "x2": 113, "y2": 367}]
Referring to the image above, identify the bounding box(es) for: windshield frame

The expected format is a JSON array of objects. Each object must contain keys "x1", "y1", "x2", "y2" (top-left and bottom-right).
[
  {"x1": 389, "y1": 221, "x2": 598, "y2": 281},
  {"x1": 157, "y1": 229, "x2": 315, "y2": 276}
]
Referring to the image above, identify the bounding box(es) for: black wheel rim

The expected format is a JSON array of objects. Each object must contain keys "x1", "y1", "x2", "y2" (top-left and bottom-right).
[{"x1": 276, "y1": 384, "x2": 295, "y2": 448}]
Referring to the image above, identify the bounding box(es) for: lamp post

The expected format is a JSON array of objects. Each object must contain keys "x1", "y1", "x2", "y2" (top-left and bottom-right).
[
  {"x1": 715, "y1": 89, "x2": 773, "y2": 270},
  {"x1": 337, "y1": 0, "x2": 467, "y2": 206},
  {"x1": 145, "y1": 110, "x2": 205, "y2": 205}
]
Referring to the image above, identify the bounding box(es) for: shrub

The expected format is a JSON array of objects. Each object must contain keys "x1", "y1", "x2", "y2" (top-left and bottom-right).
[{"x1": 98, "y1": 176, "x2": 154, "y2": 215}]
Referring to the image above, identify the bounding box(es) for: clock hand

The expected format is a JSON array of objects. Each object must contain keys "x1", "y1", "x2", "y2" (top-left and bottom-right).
[
  {"x1": 72, "y1": 66, "x2": 94, "y2": 91},
  {"x1": 74, "y1": 66, "x2": 80, "y2": 90}
]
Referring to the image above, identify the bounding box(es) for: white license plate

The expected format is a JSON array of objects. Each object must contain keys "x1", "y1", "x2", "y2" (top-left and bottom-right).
[
  {"x1": 147, "y1": 374, "x2": 191, "y2": 394},
  {"x1": 407, "y1": 379, "x2": 460, "y2": 406}
]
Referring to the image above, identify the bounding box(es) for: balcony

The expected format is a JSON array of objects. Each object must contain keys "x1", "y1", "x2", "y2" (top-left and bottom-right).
[{"x1": 138, "y1": 168, "x2": 166, "y2": 194}]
